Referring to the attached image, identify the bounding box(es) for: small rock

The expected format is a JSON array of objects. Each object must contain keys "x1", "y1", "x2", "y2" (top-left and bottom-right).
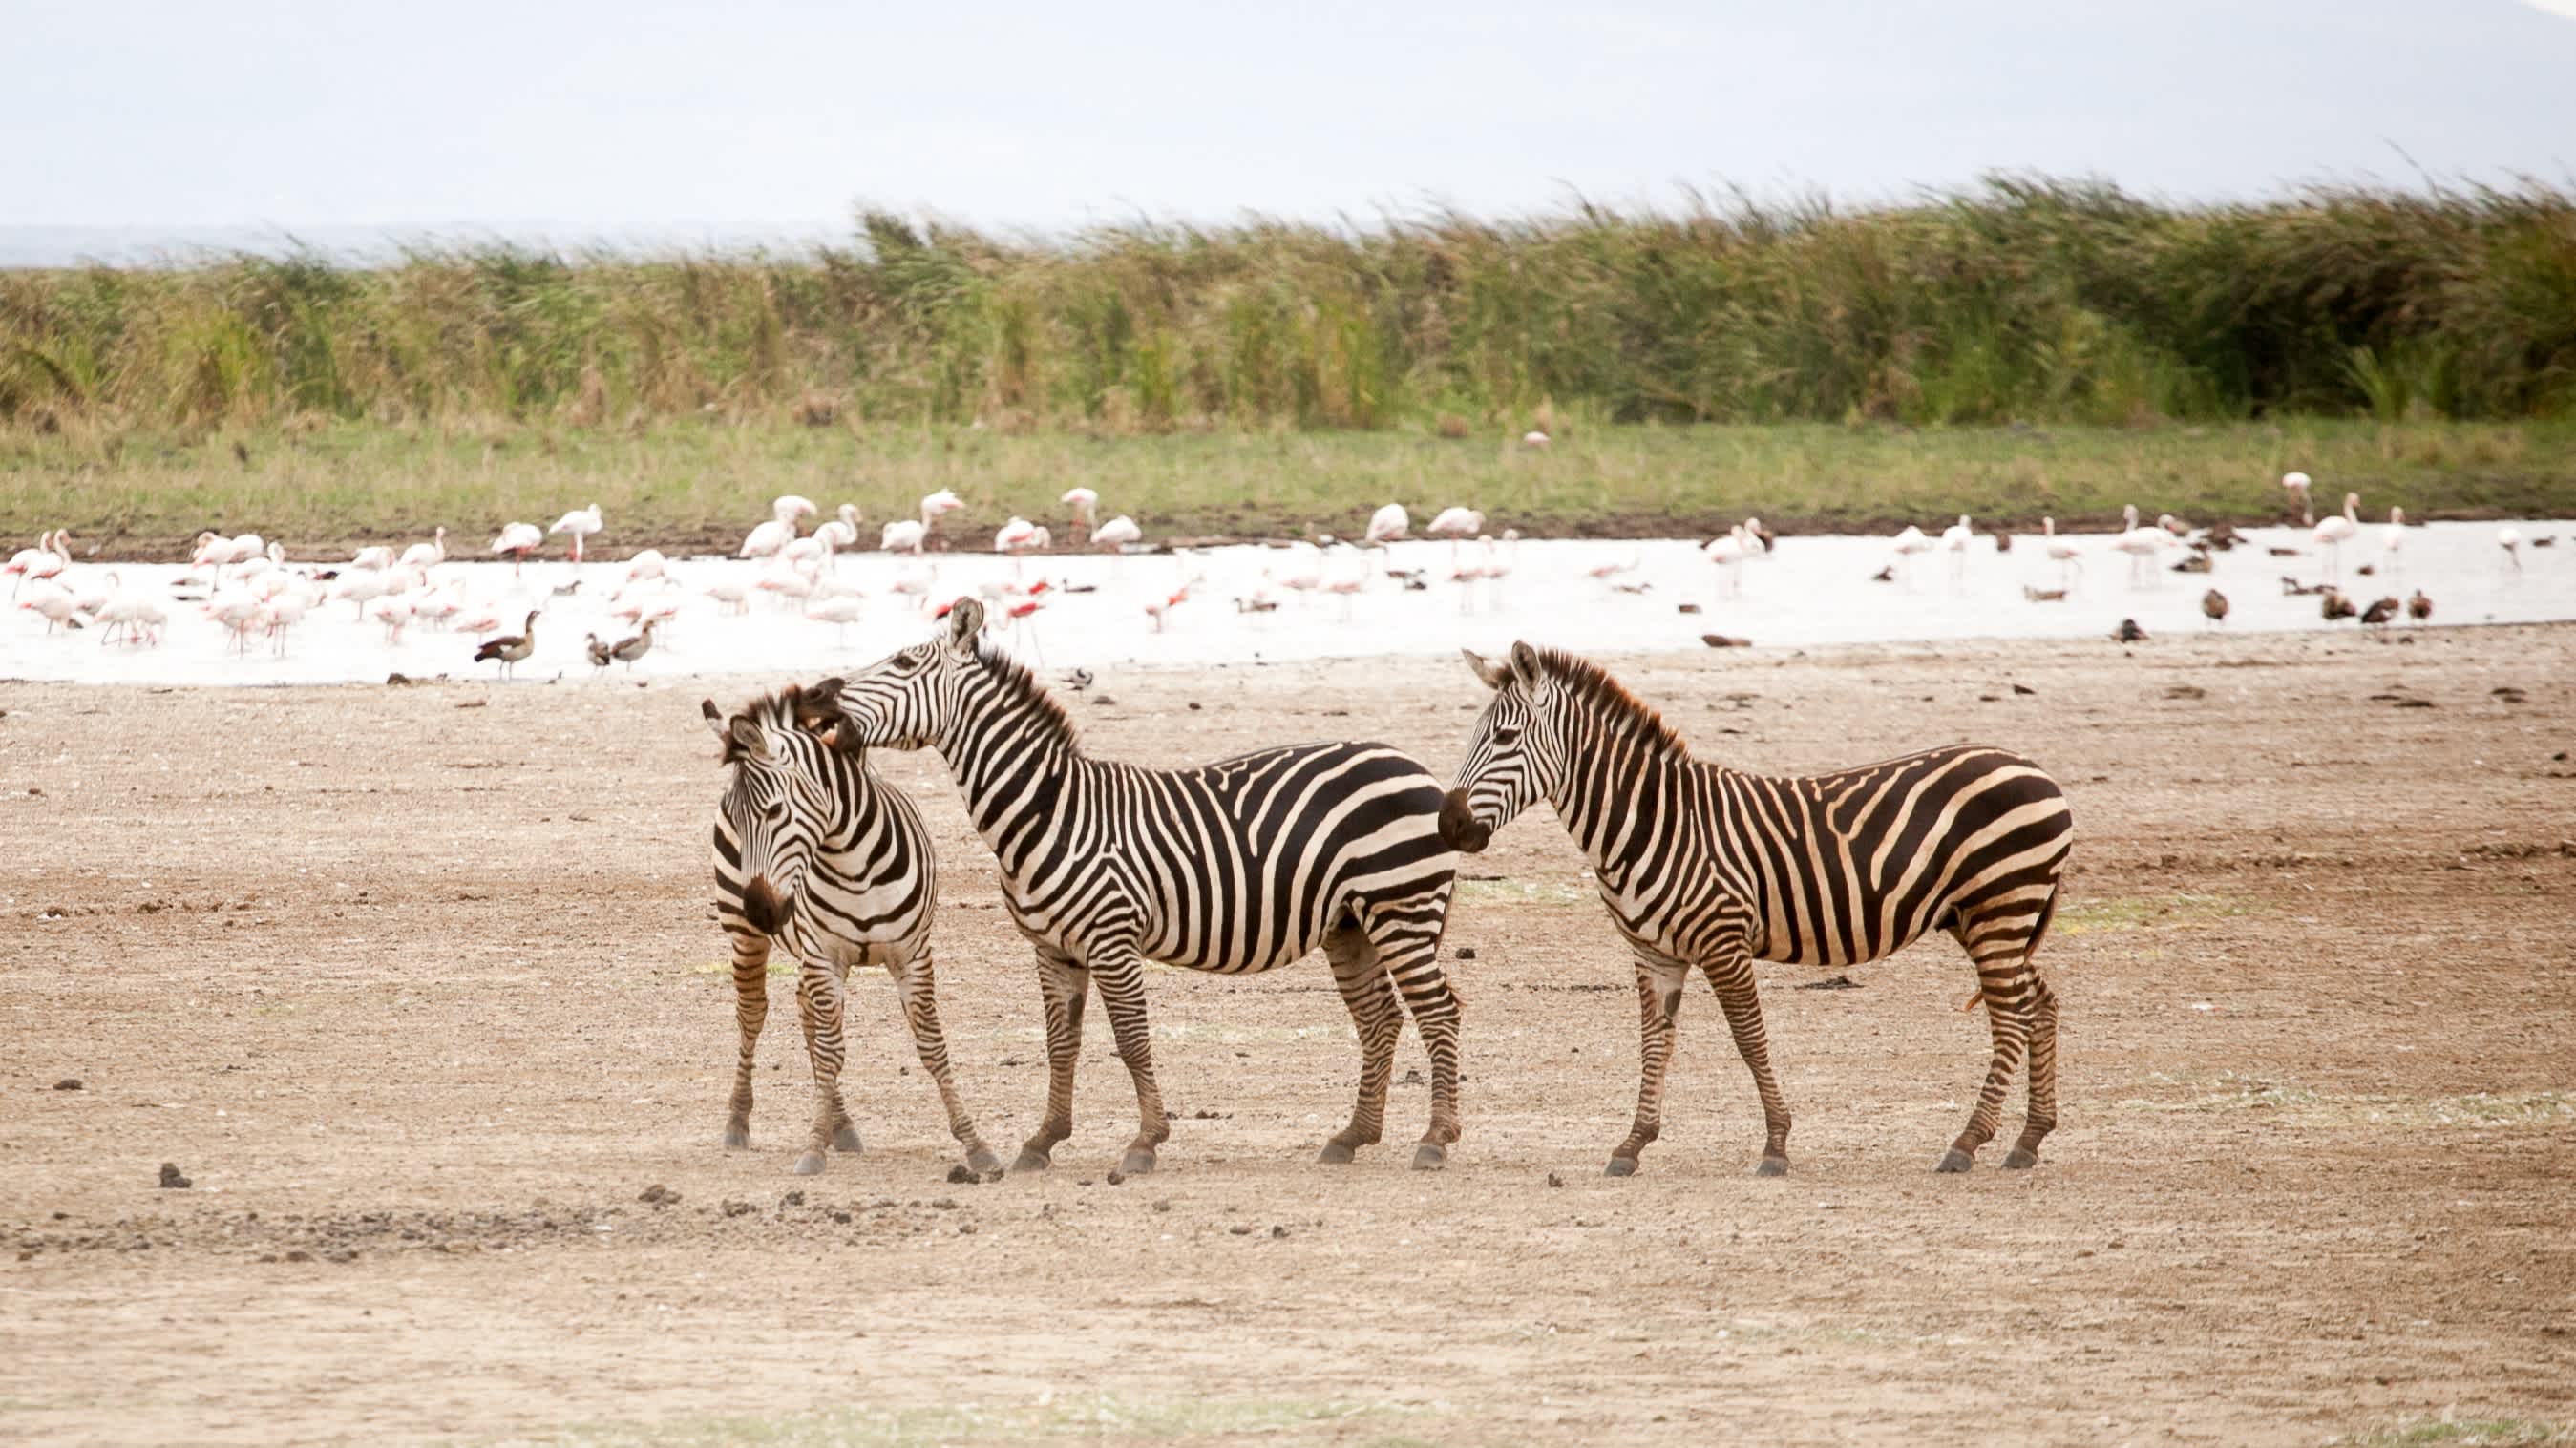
[
  {"x1": 780, "y1": 1189, "x2": 805, "y2": 1208},
  {"x1": 53, "y1": 1078, "x2": 81, "y2": 1091},
  {"x1": 1106, "y1": 1170, "x2": 1127, "y2": 1186},
  {"x1": 1454, "y1": 946, "x2": 1477, "y2": 960},
  {"x1": 830, "y1": 1210, "x2": 852, "y2": 1224},
  {"x1": 931, "y1": 1197, "x2": 958, "y2": 1209},
  {"x1": 1090, "y1": 695, "x2": 1117, "y2": 706},
  {"x1": 945, "y1": 1164, "x2": 976, "y2": 1184},
  {"x1": 284, "y1": 1249, "x2": 312, "y2": 1263},
  {"x1": 1229, "y1": 1224, "x2": 1253, "y2": 1236},
  {"x1": 1797, "y1": 974, "x2": 1861, "y2": 991},
  {"x1": 722, "y1": 1200, "x2": 754, "y2": 1218},
  {"x1": 1271, "y1": 1225, "x2": 1289, "y2": 1238},
  {"x1": 1548, "y1": 1172, "x2": 1565, "y2": 1188},
  {"x1": 1700, "y1": 633, "x2": 1752, "y2": 648},
  {"x1": 2011, "y1": 682, "x2": 2037, "y2": 696},
  {"x1": 638, "y1": 1184, "x2": 676, "y2": 1207},
  {"x1": 1676, "y1": 603, "x2": 1701, "y2": 615},
  {"x1": 1187, "y1": 702, "x2": 1202, "y2": 711},
  {"x1": 1402, "y1": 1068, "x2": 1424, "y2": 1085},
  {"x1": 158, "y1": 1163, "x2": 191, "y2": 1189},
  {"x1": 1153, "y1": 1200, "x2": 1172, "y2": 1213}
]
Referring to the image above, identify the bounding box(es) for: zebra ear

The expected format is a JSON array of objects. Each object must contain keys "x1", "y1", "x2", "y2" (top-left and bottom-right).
[
  {"x1": 701, "y1": 699, "x2": 728, "y2": 743},
  {"x1": 728, "y1": 715, "x2": 770, "y2": 759},
  {"x1": 946, "y1": 597, "x2": 984, "y2": 649},
  {"x1": 1508, "y1": 640, "x2": 1543, "y2": 688},
  {"x1": 1461, "y1": 649, "x2": 1511, "y2": 690}
]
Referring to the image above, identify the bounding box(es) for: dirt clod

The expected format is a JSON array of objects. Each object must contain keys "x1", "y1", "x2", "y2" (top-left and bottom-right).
[
  {"x1": 53, "y1": 1078, "x2": 81, "y2": 1091},
  {"x1": 158, "y1": 1163, "x2": 191, "y2": 1189}
]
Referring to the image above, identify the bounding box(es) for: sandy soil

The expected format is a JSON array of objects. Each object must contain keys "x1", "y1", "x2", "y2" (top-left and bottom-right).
[{"x1": 3, "y1": 626, "x2": 2571, "y2": 1447}]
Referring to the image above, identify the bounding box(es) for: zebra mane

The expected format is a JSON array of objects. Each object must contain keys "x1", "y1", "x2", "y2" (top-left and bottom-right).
[
  {"x1": 719, "y1": 682, "x2": 848, "y2": 765},
  {"x1": 972, "y1": 640, "x2": 1081, "y2": 748},
  {"x1": 1530, "y1": 647, "x2": 1694, "y2": 760}
]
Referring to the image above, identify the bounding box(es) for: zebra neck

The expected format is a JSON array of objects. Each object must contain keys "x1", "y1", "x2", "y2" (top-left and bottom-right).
[
  {"x1": 1551, "y1": 743, "x2": 1700, "y2": 877},
  {"x1": 939, "y1": 692, "x2": 1081, "y2": 858}
]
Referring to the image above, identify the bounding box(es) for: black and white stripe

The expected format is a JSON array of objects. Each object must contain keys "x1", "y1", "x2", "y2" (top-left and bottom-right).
[
  {"x1": 705, "y1": 684, "x2": 998, "y2": 1177},
  {"x1": 817, "y1": 598, "x2": 1465, "y2": 1174},
  {"x1": 1446, "y1": 643, "x2": 2074, "y2": 1176}
]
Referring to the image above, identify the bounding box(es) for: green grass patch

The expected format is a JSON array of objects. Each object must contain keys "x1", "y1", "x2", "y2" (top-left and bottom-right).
[
  {"x1": 7, "y1": 416, "x2": 2576, "y2": 558},
  {"x1": 487, "y1": 1395, "x2": 1419, "y2": 1447},
  {"x1": 2054, "y1": 892, "x2": 2251, "y2": 937},
  {"x1": 2345, "y1": 1417, "x2": 2574, "y2": 1446}
]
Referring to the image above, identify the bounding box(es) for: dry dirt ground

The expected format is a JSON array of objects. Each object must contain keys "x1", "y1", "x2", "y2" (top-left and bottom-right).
[{"x1": 3, "y1": 626, "x2": 2571, "y2": 1448}]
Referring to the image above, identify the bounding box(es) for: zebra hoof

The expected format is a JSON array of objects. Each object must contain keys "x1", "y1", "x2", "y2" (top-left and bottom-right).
[
  {"x1": 1604, "y1": 1156, "x2": 1639, "y2": 1178},
  {"x1": 2002, "y1": 1147, "x2": 2038, "y2": 1169},
  {"x1": 1935, "y1": 1148, "x2": 1975, "y2": 1174},
  {"x1": 1119, "y1": 1149, "x2": 1158, "y2": 1177},
  {"x1": 1317, "y1": 1142, "x2": 1358, "y2": 1165},
  {"x1": 791, "y1": 1151, "x2": 827, "y2": 1176},
  {"x1": 965, "y1": 1146, "x2": 1003, "y2": 1176},
  {"x1": 1755, "y1": 1156, "x2": 1789, "y2": 1178},
  {"x1": 1410, "y1": 1143, "x2": 1447, "y2": 1171},
  {"x1": 722, "y1": 1124, "x2": 750, "y2": 1149},
  {"x1": 1010, "y1": 1149, "x2": 1052, "y2": 1175},
  {"x1": 832, "y1": 1126, "x2": 863, "y2": 1153}
]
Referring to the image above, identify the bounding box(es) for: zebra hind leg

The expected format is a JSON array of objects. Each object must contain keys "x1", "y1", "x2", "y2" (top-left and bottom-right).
[
  {"x1": 792, "y1": 957, "x2": 857, "y2": 1175},
  {"x1": 1607, "y1": 952, "x2": 1691, "y2": 1177},
  {"x1": 1319, "y1": 923, "x2": 1401, "y2": 1165},
  {"x1": 1370, "y1": 895, "x2": 1464, "y2": 1170},
  {"x1": 883, "y1": 941, "x2": 1003, "y2": 1177},
  {"x1": 723, "y1": 927, "x2": 771, "y2": 1149},
  {"x1": 1938, "y1": 899, "x2": 2049, "y2": 1173},
  {"x1": 1014, "y1": 950, "x2": 1089, "y2": 1173}
]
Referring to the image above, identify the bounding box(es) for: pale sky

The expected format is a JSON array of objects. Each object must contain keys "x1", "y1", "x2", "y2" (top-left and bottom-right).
[{"x1": 8, "y1": 0, "x2": 2574, "y2": 257}]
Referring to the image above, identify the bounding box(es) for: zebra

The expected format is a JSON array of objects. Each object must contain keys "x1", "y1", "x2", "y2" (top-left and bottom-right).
[
  {"x1": 705, "y1": 683, "x2": 1000, "y2": 1177},
  {"x1": 811, "y1": 597, "x2": 1466, "y2": 1174},
  {"x1": 1444, "y1": 642, "x2": 2073, "y2": 1177}
]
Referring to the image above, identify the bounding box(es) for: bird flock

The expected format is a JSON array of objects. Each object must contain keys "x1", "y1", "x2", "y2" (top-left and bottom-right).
[{"x1": 7, "y1": 471, "x2": 2563, "y2": 678}]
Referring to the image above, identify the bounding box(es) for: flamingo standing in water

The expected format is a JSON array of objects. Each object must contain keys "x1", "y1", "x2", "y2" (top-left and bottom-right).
[
  {"x1": 399, "y1": 527, "x2": 448, "y2": 573},
  {"x1": 1061, "y1": 488, "x2": 1099, "y2": 546},
  {"x1": 1939, "y1": 514, "x2": 1974, "y2": 588},
  {"x1": 2282, "y1": 472, "x2": 2315, "y2": 526},
  {"x1": 1703, "y1": 525, "x2": 1757, "y2": 600},
  {"x1": 2040, "y1": 517, "x2": 2082, "y2": 590},
  {"x1": 1426, "y1": 507, "x2": 1484, "y2": 562},
  {"x1": 2112, "y1": 505, "x2": 2172, "y2": 587},
  {"x1": 1091, "y1": 514, "x2": 1142, "y2": 555},
  {"x1": 994, "y1": 516, "x2": 1050, "y2": 577},
  {"x1": 490, "y1": 521, "x2": 543, "y2": 574},
  {"x1": 550, "y1": 504, "x2": 603, "y2": 563},
  {"x1": 919, "y1": 489, "x2": 966, "y2": 548},
  {"x1": 1888, "y1": 524, "x2": 1933, "y2": 589},
  {"x1": 2312, "y1": 492, "x2": 2360, "y2": 576},
  {"x1": 2499, "y1": 527, "x2": 2523, "y2": 575},
  {"x1": 739, "y1": 497, "x2": 807, "y2": 561},
  {"x1": 2379, "y1": 506, "x2": 2407, "y2": 579}
]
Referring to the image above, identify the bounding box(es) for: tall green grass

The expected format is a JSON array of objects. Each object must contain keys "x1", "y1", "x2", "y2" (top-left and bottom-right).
[{"x1": 6, "y1": 178, "x2": 2574, "y2": 437}]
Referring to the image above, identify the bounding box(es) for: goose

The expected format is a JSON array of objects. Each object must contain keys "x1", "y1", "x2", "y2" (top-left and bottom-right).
[
  {"x1": 584, "y1": 633, "x2": 614, "y2": 672},
  {"x1": 2312, "y1": 492, "x2": 2360, "y2": 575},
  {"x1": 549, "y1": 504, "x2": 603, "y2": 563},
  {"x1": 398, "y1": 527, "x2": 449, "y2": 572},
  {"x1": 2282, "y1": 471, "x2": 2314, "y2": 526},
  {"x1": 490, "y1": 521, "x2": 544, "y2": 573},
  {"x1": 2407, "y1": 590, "x2": 2433, "y2": 621},
  {"x1": 2202, "y1": 589, "x2": 2229, "y2": 626},
  {"x1": 2320, "y1": 588, "x2": 2357, "y2": 621},
  {"x1": 2360, "y1": 596, "x2": 2400, "y2": 627},
  {"x1": 607, "y1": 618, "x2": 657, "y2": 670},
  {"x1": 475, "y1": 611, "x2": 539, "y2": 679}
]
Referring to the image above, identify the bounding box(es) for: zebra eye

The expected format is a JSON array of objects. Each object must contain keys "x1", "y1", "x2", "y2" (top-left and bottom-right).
[
  {"x1": 762, "y1": 801, "x2": 787, "y2": 821},
  {"x1": 1492, "y1": 726, "x2": 1522, "y2": 745}
]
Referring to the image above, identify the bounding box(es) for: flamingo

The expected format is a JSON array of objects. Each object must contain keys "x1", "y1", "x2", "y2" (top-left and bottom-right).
[
  {"x1": 1061, "y1": 487, "x2": 1099, "y2": 545},
  {"x1": 2112, "y1": 505, "x2": 2172, "y2": 587},
  {"x1": 367, "y1": 593, "x2": 416, "y2": 643},
  {"x1": 881, "y1": 519, "x2": 927, "y2": 555},
  {"x1": 1427, "y1": 507, "x2": 1485, "y2": 561},
  {"x1": 2499, "y1": 526, "x2": 2523, "y2": 574},
  {"x1": 1521, "y1": 430, "x2": 1551, "y2": 449},
  {"x1": 204, "y1": 588, "x2": 264, "y2": 653},
  {"x1": 1703, "y1": 526, "x2": 1757, "y2": 599},
  {"x1": 1889, "y1": 524, "x2": 1933, "y2": 588},
  {"x1": 6, "y1": 532, "x2": 60, "y2": 598},
  {"x1": 95, "y1": 585, "x2": 167, "y2": 647},
  {"x1": 918, "y1": 489, "x2": 965, "y2": 548},
  {"x1": 490, "y1": 521, "x2": 543, "y2": 574},
  {"x1": 2041, "y1": 517, "x2": 2083, "y2": 589},
  {"x1": 1939, "y1": 514, "x2": 1974, "y2": 587},
  {"x1": 475, "y1": 612, "x2": 539, "y2": 679},
  {"x1": 351, "y1": 544, "x2": 395, "y2": 571},
  {"x1": 2312, "y1": 492, "x2": 2360, "y2": 576},
  {"x1": 399, "y1": 527, "x2": 449, "y2": 572},
  {"x1": 17, "y1": 580, "x2": 82, "y2": 633},
  {"x1": 1365, "y1": 503, "x2": 1410, "y2": 546},
  {"x1": 549, "y1": 503, "x2": 603, "y2": 563},
  {"x1": 994, "y1": 516, "x2": 1050, "y2": 575},
  {"x1": 2282, "y1": 472, "x2": 2314, "y2": 526},
  {"x1": 328, "y1": 567, "x2": 390, "y2": 619},
  {"x1": 1587, "y1": 551, "x2": 1641, "y2": 584},
  {"x1": 772, "y1": 495, "x2": 818, "y2": 526},
  {"x1": 805, "y1": 597, "x2": 863, "y2": 642},
  {"x1": 814, "y1": 504, "x2": 863, "y2": 567},
  {"x1": 624, "y1": 548, "x2": 669, "y2": 584},
  {"x1": 2379, "y1": 506, "x2": 2407, "y2": 578},
  {"x1": 704, "y1": 579, "x2": 751, "y2": 616}
]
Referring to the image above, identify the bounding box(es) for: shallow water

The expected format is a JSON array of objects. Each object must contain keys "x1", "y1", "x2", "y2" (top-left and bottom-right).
[{"x1": 5, "y1": 521, "x2": 2568, "y2": 687}]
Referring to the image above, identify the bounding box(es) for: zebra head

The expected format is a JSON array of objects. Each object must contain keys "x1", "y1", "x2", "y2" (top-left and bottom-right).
[
  {"x1": 830, "y1": 598, "x2": 988, "y2": 750},
  {"x1": 704, "y1": 685, "x2": 849, "y2": 934},
  {"x1": 1448, "y1": 642, "x2": 1565, "y2": 854}
]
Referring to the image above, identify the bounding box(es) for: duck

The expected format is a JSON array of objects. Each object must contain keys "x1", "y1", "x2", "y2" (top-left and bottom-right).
[
  {"x1": 2201, "y1": 589, "x2": 2229, "y2": 625},
  {"x1": 2407, "y1": 590, "x2": 2433, "y2": 622}
]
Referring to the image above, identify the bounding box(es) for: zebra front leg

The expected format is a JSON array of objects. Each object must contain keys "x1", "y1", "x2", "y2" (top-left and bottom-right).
[
  {"x1": 1608, "y1": 952, "x2": 1691, "y2": 1177},
  {"x1": 1373, "y1": 903, "x2": 1463, "y2": 1170},
  {"x1": 1087, "y1": 946, "x2": 1172, "y2": 1175},
  {"x1": 1704, "y1": 947, "x2": 1793, "y2": 1176},
  {"x1": 791, "y1": 956, "x2": 860, "y2": 1175},
  {"x1": 1014, "y1": 950, "x2": 1089, "y2": 1173},
  {"x1": 722, "y1": 926, "x2": 771, "y2": 1149},
  {"x1": 883, "y1": 941, "x2": 1003, "y2": 1176},
  {"x1": 1319, "y1": 925, "x2": 1400, "y2": 1165}
]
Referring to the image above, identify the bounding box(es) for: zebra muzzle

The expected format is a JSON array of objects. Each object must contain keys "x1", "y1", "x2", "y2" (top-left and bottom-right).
[
  {"x1": 1438, "y1": 788, "x2": 1492, "y2": 854},
  {"x1": 740, "y1": 875, "x2": 789, "y2": 935}
]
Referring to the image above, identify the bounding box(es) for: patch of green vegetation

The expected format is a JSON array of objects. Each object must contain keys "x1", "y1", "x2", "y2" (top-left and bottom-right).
[
  {"x1": 2345, "y1": 1417, "x2": 2573, "y2": 1446},
  {"x1": 491, "y1": 1395, "x2": 1416, "y2": 1447},
  {"x1": 9, "y1": 416, "x2": 2573, "y2": 557},
  {"x1": 1458, "y1": 878, "x2": 1592, "y2": 906},
  {"x1": 2055, "y1": 892, "x2": 2251, "y2": 937}
]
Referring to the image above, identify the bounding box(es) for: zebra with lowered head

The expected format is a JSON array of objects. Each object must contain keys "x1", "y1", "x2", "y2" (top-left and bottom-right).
[
  {"x1": 812, "y1": 597, "x2": 1467, "y2": 1174},
  {"x1": 1445, "y1": 642, "x2": 2074, "y2": 1177},
  {"x1": 705, "y1": 683, "x2": 1000, "y2": 1177}
]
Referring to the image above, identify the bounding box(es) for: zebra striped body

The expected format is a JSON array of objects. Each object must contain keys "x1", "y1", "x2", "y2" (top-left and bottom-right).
[
  {"x1": 1448, "y1": 643, "x2": 2073, "y2": 1176},
  {"x1": 818, "y1": 598, "x2": 1465, "y2": 1173},
  {"x1": 705, "y1": 684, "x2": 997, "y2": 1177}
]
